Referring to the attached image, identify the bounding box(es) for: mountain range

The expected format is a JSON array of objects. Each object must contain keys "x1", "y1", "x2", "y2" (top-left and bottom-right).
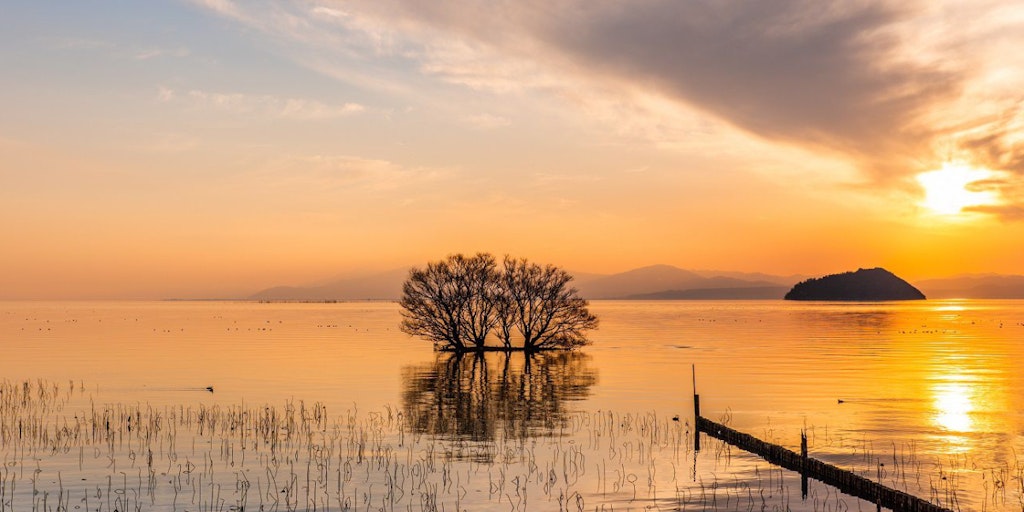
[
  {"x1": 249, "y1": 264, "x2": 1024, "y2": 301},
  {"x1": 249, "y1": 264, "x2": 805, "y2": 301}
]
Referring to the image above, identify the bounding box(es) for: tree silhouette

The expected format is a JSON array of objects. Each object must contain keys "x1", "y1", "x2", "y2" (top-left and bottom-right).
[
  {"x1": 400, "y1": 253, "x2": 598, "y2": 352},
  {"x1": 498, "y1": 256, "x2": 598, "y2": 351},
  {"x1": 399, "y1": 253, "x2": 498, "y2": 351}
]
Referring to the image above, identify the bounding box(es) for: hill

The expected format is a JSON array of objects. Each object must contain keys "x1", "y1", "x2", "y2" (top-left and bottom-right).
[
  {"x1": 691, "y1": 270, "x2": 806, "y2": 286},
  {"x1": 626, "y1": 286, "x2": 790, "y2": 300},
  {"x1": 574, "y1": 264, "x2": 795, "y2": 299},
  {"x1": 785, "y1": 268, "x2": 925, "y2": 301}
]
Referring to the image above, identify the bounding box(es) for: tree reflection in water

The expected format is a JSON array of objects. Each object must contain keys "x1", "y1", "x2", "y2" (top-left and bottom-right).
[{"x1": 401, "y1": 352, "x2": 598, "y2": 443}]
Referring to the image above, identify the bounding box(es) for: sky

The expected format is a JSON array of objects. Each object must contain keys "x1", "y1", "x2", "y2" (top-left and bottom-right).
[{"x1": 2, "y1": 0, "x2": 1024, "y2": 299}]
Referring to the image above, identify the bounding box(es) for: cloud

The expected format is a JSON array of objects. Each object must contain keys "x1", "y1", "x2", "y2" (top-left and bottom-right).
[
  {"x1": 190, "y1": 0, "x2": 1024, "y2": 216},
  {"x1": 51, "y1": 37, "x2": 117, "y2": 51},
  {"x1": 964, "y1": 173, "x2": 1024, "y2": 219},
  {"x1": 282, "y1": 155, "x2": 425, "y2": 189},
  {"x1": 950, "y1": 102, "x2": 1024, "y2": 174},
  {"x1": 49, "y1": 37, "x2": 191, "y2": 64},
  {"x1": 158, "y1": 87, "x2": 365, "y2": 119},
  {"x1": 545, "y1": 1, "x2": 959, "y2": 169},
  {"x1": 134, "y1": 46, "x2": 190, "y2": 60},
  {"x1": 394, "y1": 0, "x2": 1024, "y2": 218},
  {"x1": 190, "y1": 2, "x2": 950, "y2": 155},
  {"x1": 187, "y1": 0, "x2": 243, "y2": 19},
  {"x1": 249, "y1": 154, "x2": 455, "y2": 208},
  {"x1": 157, "y1": 86, "x2": 176, "y2": 103}
]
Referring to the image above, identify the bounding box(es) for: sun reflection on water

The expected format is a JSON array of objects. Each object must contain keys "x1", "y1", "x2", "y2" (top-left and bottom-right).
[
  {"x1": 932, "y1": 379, "x2": 974, "y2": 433},
  {"x1": 932, "y1": 302, "x2": 967, "y2": 313}
]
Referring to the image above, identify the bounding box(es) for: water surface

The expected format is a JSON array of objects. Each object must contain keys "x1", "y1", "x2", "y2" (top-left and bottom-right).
[{"x1": 2, "y1": 299, "x2": 1022, "y2": 510}]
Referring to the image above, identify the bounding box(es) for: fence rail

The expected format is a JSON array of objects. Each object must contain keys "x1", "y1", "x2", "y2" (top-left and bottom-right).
[{"x1": 695, "y1": 394, "x2": 952, "y2": 512}]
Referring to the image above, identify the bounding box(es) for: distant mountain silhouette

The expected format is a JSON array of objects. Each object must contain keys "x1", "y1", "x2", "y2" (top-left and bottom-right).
[
  {"x1": 248, "y1": 264, "x2": 803, "y2": 301},
  {"x1": 573, "y1": 264, "x2": 797, "y2": 299},
  {"x1": 573, "y1": 265, "x2": 705, "y2": 298},
  {"x1": 691, "y1": 270, "x2": 807, "y2": 286},
  {"x1": 785, "y1": 268, "x2": 925, "y2": 301},
  {"x1": 627, "y1": 286, "x2": 790, "y2": 300},
  {"x1": 914, "y1": 274, "x2": 1024, "y2": 299}
]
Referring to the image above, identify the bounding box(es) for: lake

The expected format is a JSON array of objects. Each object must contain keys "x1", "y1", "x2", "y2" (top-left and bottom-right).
[{"x1": 1, "y1": 299, "x2": 1022, "y2": 511}]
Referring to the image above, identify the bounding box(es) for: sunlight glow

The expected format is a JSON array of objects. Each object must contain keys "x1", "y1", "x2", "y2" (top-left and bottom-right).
[
  {"x1": 932, "y1": 381, "x2": 974, "y2": 432},
  {"x1": 917, "y1": 162, "x2": 998, "y2": 216}
]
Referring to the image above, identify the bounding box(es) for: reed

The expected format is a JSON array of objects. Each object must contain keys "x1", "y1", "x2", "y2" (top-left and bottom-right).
[{"x1": 2, "y1": 379, "x2": 1019, "y2": 511}]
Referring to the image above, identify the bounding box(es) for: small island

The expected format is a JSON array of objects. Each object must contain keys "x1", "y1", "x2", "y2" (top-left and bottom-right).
[{"x1": 784, "y1": 268, "x2": 926, "y2": 301}]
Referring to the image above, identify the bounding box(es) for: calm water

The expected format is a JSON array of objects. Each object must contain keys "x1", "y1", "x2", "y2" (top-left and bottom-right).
[{"x1": 1, "y1": 299, "x2": 1023, "y2": 511}]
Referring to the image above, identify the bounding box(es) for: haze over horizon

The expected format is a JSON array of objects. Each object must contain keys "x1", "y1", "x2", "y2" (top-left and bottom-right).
[{"x1": 3, "y1": 1, "x2": 1024, "y2": 299}]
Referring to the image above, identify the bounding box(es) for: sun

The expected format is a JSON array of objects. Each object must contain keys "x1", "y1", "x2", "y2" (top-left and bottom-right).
[{"x1": 916, "y1": 162, "x2": 998, "y2": 216}]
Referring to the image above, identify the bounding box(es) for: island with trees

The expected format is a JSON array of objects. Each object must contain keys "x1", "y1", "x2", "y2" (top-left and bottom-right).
[
  {"x1": 399, "y1": 253, "x2": 598, "y2": 352},
  {"x1": 784, "y1": 267, "x2": 926, "y2": 301}
]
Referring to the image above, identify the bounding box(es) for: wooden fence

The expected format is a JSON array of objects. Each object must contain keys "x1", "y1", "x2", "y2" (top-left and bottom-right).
[{"x1": 695, "y1": 394, "x2": 952, "y2": 512}]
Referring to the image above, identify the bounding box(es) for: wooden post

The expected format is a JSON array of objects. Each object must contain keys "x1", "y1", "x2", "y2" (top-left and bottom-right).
[
  {"x1": 801, "y1": 430, "x2": 809, "y2": 498},
  {"x1": 693, "y1": 393, "x2": 701, "y2": 452},
  {"x1": 692, "y1": 364, "x2": 701, "y2": 452}
]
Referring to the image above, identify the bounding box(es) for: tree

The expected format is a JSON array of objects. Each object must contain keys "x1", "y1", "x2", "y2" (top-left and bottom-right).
[
  {"x1": 400, "y1": 253, "x2": 598, "y2": 352},
  {"x1": 399, "y1": 253, "x2": 498, "y2": 351},
  {"x1": 499, "y1": 257, "x2": 598, "y2": 351}
]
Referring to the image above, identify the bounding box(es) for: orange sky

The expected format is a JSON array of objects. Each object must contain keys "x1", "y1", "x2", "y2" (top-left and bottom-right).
[{"x1": 2, "y1": 1, "x2": 1024, "y2": 299}]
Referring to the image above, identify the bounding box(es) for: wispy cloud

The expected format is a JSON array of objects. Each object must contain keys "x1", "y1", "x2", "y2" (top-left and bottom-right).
[
  {"x1": 187, "y1": 0, "x2": 244, "y2": 19},
  {"x1": 277, "y1": 155, "x2": 440, "y2": 190},
  {"x1": 249, "y1": 154, "x2": 454, "y2": 208},
  {"x1": 47, "y1": 34, "x2": 191, "y2": 61},
  {"x1": 949, "y1": 102, "x2": 1024, "y2": 173},
  {"x1": 134, "y1": 46, "x2": 190, "y2": 60},
  {"x1": 50, "y1": 37, "x2": 116, "y2": 51},
  {"x1": 964, "y1": 173, "x2": 1024, "y2": 219},
  {"x1": 157, "y1": 87, "x2": 365, "y2": 120}
]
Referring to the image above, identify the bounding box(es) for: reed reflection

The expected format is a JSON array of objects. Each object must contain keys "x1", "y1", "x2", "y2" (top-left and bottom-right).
[{"x1": 401, "y1": 352, "x2": 597, "y2": 443}]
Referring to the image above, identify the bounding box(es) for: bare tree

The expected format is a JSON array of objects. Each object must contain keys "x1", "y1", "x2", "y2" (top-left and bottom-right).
[
  {"x1": 492, "y1": 282, "x2": 517, "y2": 349},
  {"x1": 401, "y1": 253, "x2": 597, "y2": 352},
  {"x1": 501, "y1": 257, "x2": 598, "y2": 351},
  {"x1": 399, "y1": 253, "x2": 498, "y2": 351},
  {"x1": 457, "y1": 253, "x2": 499, "y2": 347}
]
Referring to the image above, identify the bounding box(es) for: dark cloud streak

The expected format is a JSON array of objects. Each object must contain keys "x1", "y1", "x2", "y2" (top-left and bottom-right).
[
  {"x1": 351, "y1": 0, "x2": 967, "y2": 178},
  {"x1": 541, "y1": 0, "x2": 961, "y2": 176},
  {"x1": 955, "y1": 102, "x2": 1024, "y2": 174}
]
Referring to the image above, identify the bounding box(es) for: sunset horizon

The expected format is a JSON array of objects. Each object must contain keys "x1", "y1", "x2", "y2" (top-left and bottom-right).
[
  {"x1": 5, "y1": 4, "x2": 1024, "y2": 509},
  {"x1": 4, "y1": 1, "x2": 1024, "y2": 299},
  {"x1": 2, "y1": 258, "x2": 1016, "y2": 301}
]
